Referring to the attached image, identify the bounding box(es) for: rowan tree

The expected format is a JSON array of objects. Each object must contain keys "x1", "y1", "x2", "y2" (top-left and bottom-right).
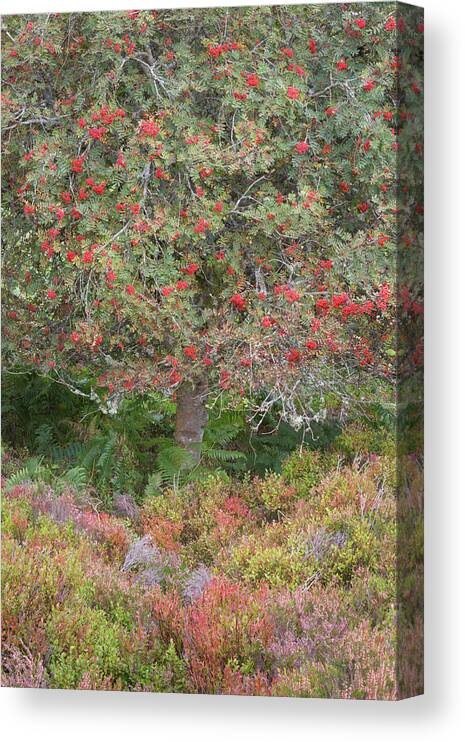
[{"x1": 1, "y1": 3, "x2": 423, "y2": 459}]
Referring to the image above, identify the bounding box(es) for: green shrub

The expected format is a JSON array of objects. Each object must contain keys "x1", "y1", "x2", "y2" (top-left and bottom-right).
[
  {"x1": 226, "y1": 538, "x2": 312, "y2": 590},
  {"x1": 332, "y1": 424, "x2": 396, "y2": 459},
  {"x1": 319, "y1": 521, "x2": 379, "y2": 586},
  {"x1": 281, "y1": 449, "x2": 339, "y2": 498},
  {"x1": 255, "y1": 473, "x2": 298, "y2": 515},
  {"x1": 47, "y1": 602, "x2": 125, "y2": 688}
]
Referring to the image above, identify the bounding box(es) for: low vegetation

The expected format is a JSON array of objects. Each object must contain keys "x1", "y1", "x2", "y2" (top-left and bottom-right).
[{"x1": 1, "y1": 422, "x2": 423, "y2": 698}]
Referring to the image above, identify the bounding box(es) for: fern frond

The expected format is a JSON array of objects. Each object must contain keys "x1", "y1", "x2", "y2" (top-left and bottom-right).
[
  {"x1": 5, "y1": 456, "x2": 52, "y2": 488},
  {"x1": 57, "y1": 466, "x2": 88, "y2": 490},
  {"x1": 96, "y1": 431, "x2": 118, "y2": 481},
  {"x1": 156, "y1": 444, "x2": 195, "y2": 484},
  {"x1": 50, "y1": 441, "x2": 85, "y2": 464},
  {"x1": 144, "y1": 471, "x2": 163, "y2": 498},
  {"x1": 34, "y1": 424, "x2": 56, "y2": 454},
  {"x1": 203, "y1": 448, "x2": 246, "y2": 462}
]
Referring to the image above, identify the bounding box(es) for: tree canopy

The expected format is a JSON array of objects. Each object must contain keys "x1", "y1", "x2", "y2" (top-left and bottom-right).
[{"x1": 1, "y1": 3, "x2": 423, "y2": 443}]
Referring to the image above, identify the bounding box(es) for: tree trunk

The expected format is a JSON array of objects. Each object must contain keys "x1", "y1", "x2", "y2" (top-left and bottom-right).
[{"x1": 174, "y1": 377, "x2": 208, "y2": 464}]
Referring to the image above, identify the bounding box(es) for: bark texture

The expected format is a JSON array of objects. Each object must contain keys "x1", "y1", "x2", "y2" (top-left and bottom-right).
[{"x1": 174, "y1": 377, "x2": 208, "y2": 464}]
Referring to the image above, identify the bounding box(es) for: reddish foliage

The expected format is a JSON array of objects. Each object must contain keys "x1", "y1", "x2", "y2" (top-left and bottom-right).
[
  {"x1": 184, "y1": 577, "x2": 274, "y2": 693},
  {"x1": 142, "y1": 515, "x2": 183, "y2": 552}
]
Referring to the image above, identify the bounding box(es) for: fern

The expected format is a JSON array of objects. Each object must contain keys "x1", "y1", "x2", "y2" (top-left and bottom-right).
[
  {"x1": 198, "y1": 409, "x2": 247, "y2": 472},
  {"x1": 203, "y1": 448, "x2": 246, "y2": 463},
  {"x1": 156, "y1": 443, "x2": 196, "y2": 485},
  {"x1": 34, "y1": 423, "x2": 57, "y2": 454},
  {"x1": 144, "y1": 471, "x2": 163, "y2": 498},
  {"x1": 96, "y1": 430, "x2": 117, "y2": 481},
  {"x1": 4, "y1": 456, "x2": 52, "y2": 488},
  {"x1": 49, "y1": 441, "x2": 85, "y2": 465},
  {"x1": 56, "y1": 466, "x2": 88, "y2": 490},
  {"x1": 203, "y1": 409, "x2": 245, "y2": 447},
  {"x1": 78, "y1": 438, "x2": 103, "y2": 471}
]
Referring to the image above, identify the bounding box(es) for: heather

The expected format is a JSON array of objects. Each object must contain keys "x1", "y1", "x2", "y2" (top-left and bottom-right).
[{"x1": 1, "y1": 427, "x2": 423, "y2": 698}]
